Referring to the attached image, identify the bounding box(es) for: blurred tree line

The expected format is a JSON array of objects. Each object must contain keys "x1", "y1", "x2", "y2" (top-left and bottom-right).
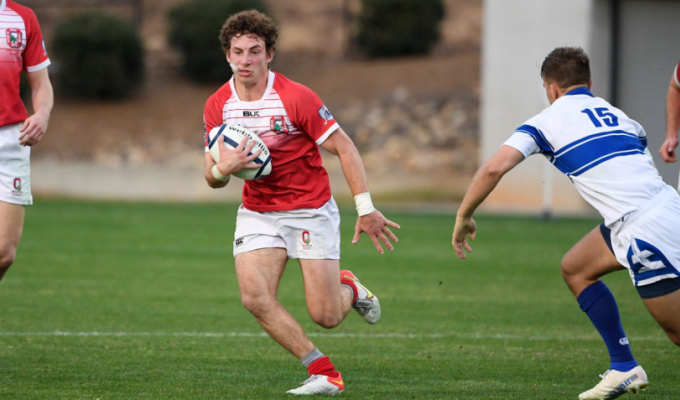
[{"x1": 39, "y1": 0, "x2": 444, "y2": 100}]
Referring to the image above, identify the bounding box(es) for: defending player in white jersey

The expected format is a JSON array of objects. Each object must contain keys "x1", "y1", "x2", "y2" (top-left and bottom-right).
[
  {"x1": 452, "y1": 47, "x2": 680, "y2": 400},
  {"x1": 202, "y1": 10, "x2": 399, "y2": 395},
  {"x1": 0, "y1": 0, "x2": 53, "y2": 283}
]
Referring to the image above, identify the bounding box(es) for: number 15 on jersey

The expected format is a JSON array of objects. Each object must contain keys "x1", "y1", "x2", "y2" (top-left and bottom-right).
[{"x1": 582, "y1": 107, "x2": 619, "y2": 128}]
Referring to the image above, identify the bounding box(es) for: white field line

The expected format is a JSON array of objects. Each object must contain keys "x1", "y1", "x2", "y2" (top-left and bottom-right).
[{"x1": 0, "y1": 331, "x2": 668, "y2": 342}]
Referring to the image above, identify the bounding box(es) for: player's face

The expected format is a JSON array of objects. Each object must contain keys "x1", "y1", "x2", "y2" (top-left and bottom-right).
[{"x1": 227, "y1": 34, "x2": 273, "y2": 86}]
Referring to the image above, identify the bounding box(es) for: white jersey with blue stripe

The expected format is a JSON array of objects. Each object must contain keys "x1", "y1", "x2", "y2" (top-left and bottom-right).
[{"x1": 504, "y1": 87, "x2": 665, "y2": 226}]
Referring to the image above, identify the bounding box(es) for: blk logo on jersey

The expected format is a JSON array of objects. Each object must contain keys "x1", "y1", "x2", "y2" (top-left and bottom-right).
[
  {"x1": 270, "y1": 116, "x2": 289, "y2": 134},
  {"x1": 302, "y1": 231, "x2": 312, "y2": 250},
  {"x1": 243, "y1": 111, "x2": 260, "y2": 117},
  {"x1": 235, "y1": 237, "x2": 244, "y2": 247},
  {"x1": 6, "y1": 29, "x2": 22, "y2": 48}
]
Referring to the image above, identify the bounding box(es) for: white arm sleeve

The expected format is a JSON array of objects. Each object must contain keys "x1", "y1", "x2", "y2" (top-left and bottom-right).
[{"x1": 503, "y1": 132, "x2": 541, "y2": 159}]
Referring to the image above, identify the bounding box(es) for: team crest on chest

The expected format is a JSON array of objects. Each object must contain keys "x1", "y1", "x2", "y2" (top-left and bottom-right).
[
  {"x1": 270, "y1": 115, "x2": 289, "y2": 134},
  {"x1": 6, "y1": 29, "x2": 22, "y2": 48}
]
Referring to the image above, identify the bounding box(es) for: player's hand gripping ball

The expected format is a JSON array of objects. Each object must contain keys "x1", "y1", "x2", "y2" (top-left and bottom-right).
[{"x1": 208, "y1": 124, "x2": 272, "y2": 180}]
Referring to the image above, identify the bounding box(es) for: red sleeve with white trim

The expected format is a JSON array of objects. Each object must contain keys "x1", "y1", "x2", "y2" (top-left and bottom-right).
[
  {"x1": 203, "y1": 97, "x2": 221, "y2": 151},
  {"x1": 276, "y1": 74, "x2": 339, "y2": 145},
  {"x1": 203, "y1": 84, "x2": 231, "y2": 151},
  {"x1": 16, "y1": 5, "x2": 49, "y2": 71}
]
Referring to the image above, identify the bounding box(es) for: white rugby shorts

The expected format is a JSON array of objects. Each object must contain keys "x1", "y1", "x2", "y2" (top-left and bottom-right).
[
  {"x1": 0, "y1": 123, "x2": 32, "y2": 205},
  {"x1": 233, "y1": 197, "x2": 341, "y2": 259},
  {"x1": 609, "y1": 184, "x2": 680, "y2": 286}
]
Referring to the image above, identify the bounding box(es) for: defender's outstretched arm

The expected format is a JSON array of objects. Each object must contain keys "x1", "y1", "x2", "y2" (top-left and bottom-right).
[{"x1": 453, "y1": 145, "x2": 525, "y2": 259}]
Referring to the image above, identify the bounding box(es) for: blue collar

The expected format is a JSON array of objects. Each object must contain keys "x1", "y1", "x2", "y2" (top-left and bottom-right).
[{"x1": 565, "y1": 87, "x2": 593, "y2": 97}]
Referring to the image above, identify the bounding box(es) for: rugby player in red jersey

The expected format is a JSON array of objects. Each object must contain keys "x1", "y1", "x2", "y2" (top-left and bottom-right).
[
  {"x1": 659, "y1": 60, "x2": 680, "y2": 171},
  {"x1": 202, "y1": 10, "x2": 399, "y2": 395},
  {"x1": 0, "y1": 0, "x2": 53, "y2": 282}
]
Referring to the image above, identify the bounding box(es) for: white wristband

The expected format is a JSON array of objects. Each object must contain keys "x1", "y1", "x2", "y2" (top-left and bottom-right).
[
  {"x1": 354, "y1": 192, "x2": 376, "y2": 216},
  {"x1": 212, "y1": 165, "x2": 230, "y2": 182}
]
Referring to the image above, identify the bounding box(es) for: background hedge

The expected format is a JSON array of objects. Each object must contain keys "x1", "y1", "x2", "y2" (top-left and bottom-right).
[
  {"x1": 355, "y1": 0, "x2": 445, "y2": 58},
  {"x1": 52, "y1": 12, "x2": 144, "y2": 99}
]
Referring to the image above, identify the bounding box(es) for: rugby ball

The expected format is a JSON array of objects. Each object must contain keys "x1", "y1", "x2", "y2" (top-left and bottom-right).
[{"x1": 207, "y1": 124, "x2": 272, "y2": 180}]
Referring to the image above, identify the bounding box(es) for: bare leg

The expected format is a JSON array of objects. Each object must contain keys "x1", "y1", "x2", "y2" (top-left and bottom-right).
[
  {"x1": 235, "y1": 248, "x2": 315, "y2": 359},
  {"x1": 561, "y1": 226, "x2": 625, "y2": 297},
  {"x1": 299, "y1": 259, "x2": 353, "y2": 329},
  {"x1": 0, "y1": 202, "x2": 25, "y2": 282},
  {"x1": 642, "y1": 288, "x2": 680, "y2": 346}
]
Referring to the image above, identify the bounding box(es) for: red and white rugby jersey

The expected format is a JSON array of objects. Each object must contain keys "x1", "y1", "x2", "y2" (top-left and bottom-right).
[
  {"x1": 204, "y1": 71, "x2": 340, "y2": 212},
  {"x1": 0, "y1": 0, "x2": 50, "y2": 128}
]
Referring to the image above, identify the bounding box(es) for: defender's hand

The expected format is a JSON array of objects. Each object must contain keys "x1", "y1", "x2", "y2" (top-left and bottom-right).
[
  {"x1": 216, "y1": 135, "x2": 262, "y2": 176},
  {"x1": 19, "y1": 110, "x2": 49, "y2": 146},
  {"x1": 452, "y1": 217, "x2": 476, "y2": 259},
  {"x1": 659, "y1": 136, "x2": 679, "y2": 163},
  {"x1": 352, "y1": 210, "x2": 400, "y2": 255}
]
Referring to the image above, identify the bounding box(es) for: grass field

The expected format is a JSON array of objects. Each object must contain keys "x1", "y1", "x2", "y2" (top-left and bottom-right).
[{"x1": 1, "y1": 199, "x2": 678, "y2": 399}]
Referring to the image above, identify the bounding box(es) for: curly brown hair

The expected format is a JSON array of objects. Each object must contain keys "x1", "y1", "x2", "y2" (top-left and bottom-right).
[{"x1": 219, "y1": 10, "x2": 278, "y2": 54}]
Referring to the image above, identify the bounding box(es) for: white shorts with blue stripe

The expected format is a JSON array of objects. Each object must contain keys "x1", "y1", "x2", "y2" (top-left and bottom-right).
[{"x1": 609, "y1": 184, "x2": 680, "y2": 287}]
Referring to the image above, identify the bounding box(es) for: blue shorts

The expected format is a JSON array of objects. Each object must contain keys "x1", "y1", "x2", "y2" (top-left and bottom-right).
[{"x1": 600, "y1": 223, "x2": 680, "y2": 299}]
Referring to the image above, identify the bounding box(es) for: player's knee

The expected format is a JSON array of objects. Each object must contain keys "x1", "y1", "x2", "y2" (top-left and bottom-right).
[
  {"x1": 311, "y1": 313, "x2": 341, "y2": 329},
  {"x1": 0, "y1": 251, "x2": 16, "y2": 271},
  {"x1": 308, "y1": 303, "x2": 342, "y2": 329},
  {"x1": 240, "y1": 293, "x2": 272, "y2": 318},
  {"x1": 560, "y1": 255, "x2": 580, "y2": 283},
  {"x1": 560, "y1": 262, "x2": 574, "y2": 283},
  {"x1": 667, "y1": 331, "x2": 680, "y2": 347}
]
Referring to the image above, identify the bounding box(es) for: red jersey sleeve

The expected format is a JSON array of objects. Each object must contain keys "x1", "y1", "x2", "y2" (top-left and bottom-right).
[
  {"x1": 276, "y1": 74, "x2": 339, "y2": 145},
  {"x1": 203, "y1": 87, "x2": 229, "y2": 151},
  {"x1": 16, "y1": 5, "x2": 49, "y2": 72}
]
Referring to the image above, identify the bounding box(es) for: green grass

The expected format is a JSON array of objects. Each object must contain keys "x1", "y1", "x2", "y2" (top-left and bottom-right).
[{"x1": 1, "y1": 199, "x2": 678, "y2": 399}]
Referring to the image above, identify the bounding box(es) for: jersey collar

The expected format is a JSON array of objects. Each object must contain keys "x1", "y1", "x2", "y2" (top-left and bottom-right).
[
  {"x1": 0, "y1": 0, "x2": 6, "y2": 13},
  {"x1": 229, "y1": 70, "x2": 275, "y2": 103},
  {"x1": 564, "y1": 87, "x2": 594, "y2": 97}
]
